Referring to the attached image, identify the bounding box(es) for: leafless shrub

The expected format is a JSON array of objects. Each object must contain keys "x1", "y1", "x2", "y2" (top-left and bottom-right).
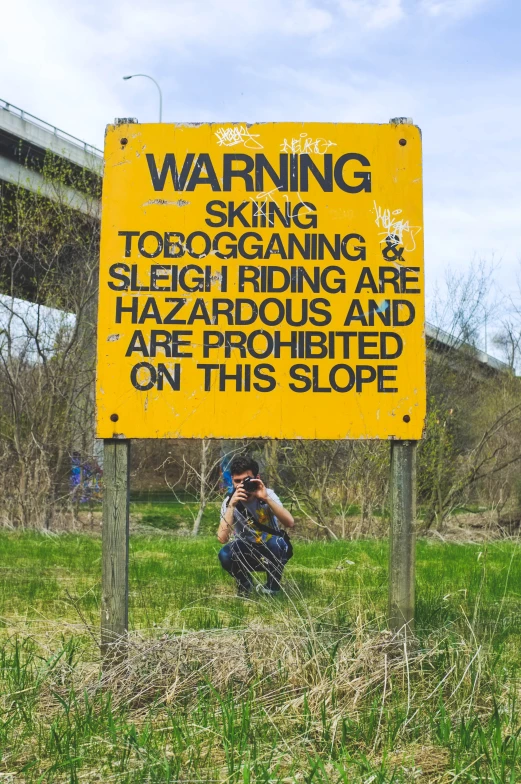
[{"x1": 0, "y1": 157, "x2": 100, "y2": 527}]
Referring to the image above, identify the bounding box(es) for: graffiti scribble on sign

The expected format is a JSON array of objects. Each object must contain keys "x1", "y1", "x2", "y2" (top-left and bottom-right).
[
  {"x1": 279, "y1": 133, "x2": 337, "y2": 155},
  {"x1": 249, "y1": 188, "x2": 315, "y2": 224},
  {"x1": 215, "y1": 126, "x2": 263, "y2": 150},
  {"x1": 373, "y1": 201, "x2": 422, "y2": 254},
  {"x1": 250, "y1": 186, "x2": 281, "y2": 212}
]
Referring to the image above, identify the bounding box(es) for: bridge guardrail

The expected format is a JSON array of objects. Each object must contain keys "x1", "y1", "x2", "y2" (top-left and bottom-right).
[{"x1": 0, "y1": 98, "x2": 102, "y2": 158}]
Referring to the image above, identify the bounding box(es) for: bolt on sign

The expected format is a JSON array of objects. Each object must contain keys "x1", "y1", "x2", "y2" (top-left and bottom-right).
[{"x1": 96, "y1": 122, "x2": 425, "y2": 440}]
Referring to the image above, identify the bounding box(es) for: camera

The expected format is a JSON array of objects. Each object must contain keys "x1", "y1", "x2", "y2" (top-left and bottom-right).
[{"x1": 242, "y1": 476, "x2": 260, "y2": 494}]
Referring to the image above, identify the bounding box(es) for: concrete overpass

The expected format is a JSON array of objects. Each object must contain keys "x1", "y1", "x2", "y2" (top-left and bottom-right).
[
  {"x1": 426, "y1": 322, "x2": 509, "y2": 375},
  {"x1": 0, "y1": 98, "x2": 102, "y2": 215}
]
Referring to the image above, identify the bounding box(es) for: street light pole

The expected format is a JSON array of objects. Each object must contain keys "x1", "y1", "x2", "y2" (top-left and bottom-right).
[{"x1": 122, "y1": 74, "x2": 163, "y2": 122}]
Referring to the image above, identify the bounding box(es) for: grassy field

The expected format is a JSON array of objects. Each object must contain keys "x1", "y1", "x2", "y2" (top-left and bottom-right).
[{"x1": 1, "y1": 532, "x2": 521, "y2": 782}]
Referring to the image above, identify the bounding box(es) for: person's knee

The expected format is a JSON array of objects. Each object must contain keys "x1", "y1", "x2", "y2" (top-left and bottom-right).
[
  {"x1": 218, "y1": 545, "x2": 233, "y2": 572},
  {"x1": 266, "y1": 536, "x2": 288, "y2": 562}
]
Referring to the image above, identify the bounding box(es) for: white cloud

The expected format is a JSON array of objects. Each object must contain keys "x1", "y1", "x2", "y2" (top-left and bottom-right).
[
  {"x1": 240, "y1": 63, "x2": 416, "y2": 122},
  {"x1": 82, "y1": 0, "x2": 334, "y2": 56},
  {"x1": 278, "y1": 1, "x2": 333, "y2": 35},
  {"x1": 419, "y1": 0, "x2": 490, "y2": 19},
  {"x1": 336, "y1": 0, "x2": 405, "y2": 28}
]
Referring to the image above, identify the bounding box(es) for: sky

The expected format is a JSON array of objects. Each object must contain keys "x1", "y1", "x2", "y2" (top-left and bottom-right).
[{"x1": 2, "y1": 0, "x2": 520, "y2": 349}]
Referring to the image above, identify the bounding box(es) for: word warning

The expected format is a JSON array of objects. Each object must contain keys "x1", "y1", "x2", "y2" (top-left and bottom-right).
[{"x1": 96, "y1": 122, "x2": 426, "y2": 439}]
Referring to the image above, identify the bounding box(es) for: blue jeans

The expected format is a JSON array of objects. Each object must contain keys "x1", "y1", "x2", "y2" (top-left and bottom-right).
[{"x1": 218, "y1": 536, "x2": 290, "y2": 592}]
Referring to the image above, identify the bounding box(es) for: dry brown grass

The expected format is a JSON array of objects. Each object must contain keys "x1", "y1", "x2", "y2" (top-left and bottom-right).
[{"x1": 62, "y1": 617, "x2": 489, "y2": 734}]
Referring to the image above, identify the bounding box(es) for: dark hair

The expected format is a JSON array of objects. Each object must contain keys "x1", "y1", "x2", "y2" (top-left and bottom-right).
[{"x1": 229, "y1": 454, "x2": 259, "y2": 477}]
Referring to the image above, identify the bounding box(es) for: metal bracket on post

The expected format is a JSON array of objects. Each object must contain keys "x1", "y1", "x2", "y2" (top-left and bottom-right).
[
  {"x1": 101, "y1": 438, "x2": 130, "y2": 666},
  {"x1": 389, "y1": 116, "x2": 414, "y2": 125},
  {"x1": 388, "y1": 440, "x2": 417, "y2": 634}
]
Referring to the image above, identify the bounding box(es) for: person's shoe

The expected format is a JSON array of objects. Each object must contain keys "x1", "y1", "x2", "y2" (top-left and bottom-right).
[
  {"x1": 255, "y1": 584, "x2": 281, "y2": 597},
  {"x1": 236, "y1": 584, "x2": 252, "y2": 598}
]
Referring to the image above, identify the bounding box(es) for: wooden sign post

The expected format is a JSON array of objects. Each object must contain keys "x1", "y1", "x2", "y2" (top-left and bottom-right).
[
  {"x1": 388, "y1": 439, "x2": 416, "y2": 633},
  {"x1": 100, "y1": 439, "x2": 130, "y2": 661}
]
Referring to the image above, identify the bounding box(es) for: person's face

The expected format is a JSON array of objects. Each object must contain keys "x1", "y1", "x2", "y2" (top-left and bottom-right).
[{"x1": 232, "y1": 470, "x2": 258, "y2": 494}]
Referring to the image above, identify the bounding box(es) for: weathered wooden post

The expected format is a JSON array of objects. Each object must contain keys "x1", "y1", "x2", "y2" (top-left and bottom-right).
[
  {"x1": 388, "y1": 439, "x2": 417, "y2": 633},
  {"x1": 101, "y1": 438, "x2": 130, "y2": 663}
]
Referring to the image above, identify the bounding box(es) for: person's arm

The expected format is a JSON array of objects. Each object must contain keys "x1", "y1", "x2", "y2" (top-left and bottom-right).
[
  {"x1": 217, "y1": 485, "x2": 249, "y2": 544},
  {"x1": 266, "y1": 495, "x2": 295, "y2": 528},
  {"x1": 253, "y1": 481, "x2": 295, "y2": 529},
  {"x1": 217, "y1": 502, "x2": 234, "y2": 544}
]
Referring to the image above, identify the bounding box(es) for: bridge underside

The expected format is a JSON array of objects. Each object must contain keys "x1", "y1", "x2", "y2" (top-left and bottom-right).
[
  {"x1": 0, "y1": 103, "x2": 102, "y2": 303},
  {"x1": 0, "y1": 103, "x2": 101, "y2": 216}
]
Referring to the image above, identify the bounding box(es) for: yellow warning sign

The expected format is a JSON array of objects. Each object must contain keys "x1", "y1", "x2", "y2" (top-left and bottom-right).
[{"x1": 96, "y1": 122, "x2": 425, "y2": 439}]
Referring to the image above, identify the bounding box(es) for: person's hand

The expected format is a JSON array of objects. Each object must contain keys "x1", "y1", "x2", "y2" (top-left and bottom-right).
[
  {"x1": 229, "y1": 485, "x2": 249, "y2": 508},
  {"x1": 252, "y1": 478, "x2": 268, "y2": 501}
]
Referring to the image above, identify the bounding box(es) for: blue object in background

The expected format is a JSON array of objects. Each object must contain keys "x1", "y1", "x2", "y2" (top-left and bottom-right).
[
  {"x1": 221, "y1": 449, "x2": 233, "y2": 494},
  {"x1": 70, "y1": 452, "x2": 102, "y2": 503}
]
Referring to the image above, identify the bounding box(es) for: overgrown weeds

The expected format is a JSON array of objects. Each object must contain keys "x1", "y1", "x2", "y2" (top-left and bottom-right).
[
  {"x1": 1, "y1": 610, "x2": 520, "y2": 780},
  {"x1": 1, "y1": 534, "x2": 521, "y2": 781}
]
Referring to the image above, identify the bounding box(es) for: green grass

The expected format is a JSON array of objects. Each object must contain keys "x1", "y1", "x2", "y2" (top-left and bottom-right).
[
  {"x1": 126, "y1": 495, "x2": 487, "y2": 535},
  {"x1": 1, "y1": 532, "x2": 521, "y2": 781},
  {"x1": 130, "y1": 500, "x2": 217, "y2": 531},
  {"x1": 128, "y1": 494, "x2": 218, "y2": 532}
]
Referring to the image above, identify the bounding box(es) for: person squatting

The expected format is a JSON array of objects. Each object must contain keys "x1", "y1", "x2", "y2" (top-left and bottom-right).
[{"x1": 217, "y1": 455, "x2": 295, "y2": 596}]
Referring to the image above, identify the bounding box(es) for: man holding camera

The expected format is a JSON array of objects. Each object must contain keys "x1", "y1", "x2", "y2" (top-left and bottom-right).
[{"x1": 217, "y1": 455, "x2": 295, "y2": 596}]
